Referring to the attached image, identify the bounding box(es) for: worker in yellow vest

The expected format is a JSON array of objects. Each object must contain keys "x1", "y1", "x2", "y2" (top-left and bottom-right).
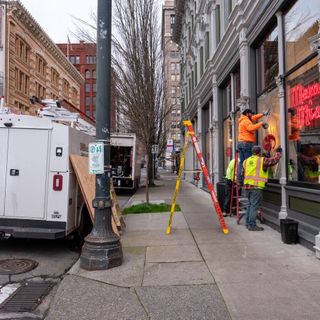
[
  {"x1": 243, "y1": 145, "x2": 282, "y2": 231},
  {"x1": 222, "y1": 158, "x2": 239, "y2": 216}
]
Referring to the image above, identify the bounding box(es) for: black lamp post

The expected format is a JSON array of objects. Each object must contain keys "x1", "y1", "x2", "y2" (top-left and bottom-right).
[{"x1": 80, "y1": 0, "x2": 123, "y2": 270}]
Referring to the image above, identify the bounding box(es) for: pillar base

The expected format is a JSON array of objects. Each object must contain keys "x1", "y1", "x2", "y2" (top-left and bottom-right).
[
  {"x1": 278, "y1": 206, "x2": 288, "y2": 220},
  {"x1": 80, "y1": 234, "x2": 123, "y2": 270}
]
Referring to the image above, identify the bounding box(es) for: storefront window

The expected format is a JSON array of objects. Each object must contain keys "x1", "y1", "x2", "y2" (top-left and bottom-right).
[
  {"x1": 256, "y1": 27, "x2": 280, "y2": 179},
  {"x1": 286, "y1": 57, "x2": 320, "y2": 185},
  {"x1": 257, "y1": 87, "x2": 281, "y2": 179},
  {"x1": 256, "y1": 26, "x2": 278, "y2": 94},
  {"x1": 284, "y1": 0, "x2": 319, "y2": 72},
  {"x1": 222, "y1": 80, "x2": 232, "y2": 173}
]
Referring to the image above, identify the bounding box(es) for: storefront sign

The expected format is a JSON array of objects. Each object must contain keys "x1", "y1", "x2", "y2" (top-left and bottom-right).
[{"x1": 290, "y1": 83, "x2": 320, "y2": 127}]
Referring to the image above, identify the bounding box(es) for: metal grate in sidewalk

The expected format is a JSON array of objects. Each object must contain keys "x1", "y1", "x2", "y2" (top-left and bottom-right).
[{"x1": 0, "y1": 281, "x2": 54, "y2": 312}]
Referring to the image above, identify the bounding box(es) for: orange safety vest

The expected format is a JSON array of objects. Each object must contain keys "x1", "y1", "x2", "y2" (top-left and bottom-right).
[{"x1": 243, "y1": 155, "x2": 268, "y2": 189}]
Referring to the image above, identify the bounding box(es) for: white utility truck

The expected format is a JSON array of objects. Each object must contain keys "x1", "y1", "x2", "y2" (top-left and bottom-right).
[
  {"x1": 0, "y1": 99, "x2": 140, "y2": 240},
  {"x1": 0, "y1": 111, "x2": 93, "y2": 240},
  {"x1": 110, "y1": 133, "x2": 141, "y2": 191}
]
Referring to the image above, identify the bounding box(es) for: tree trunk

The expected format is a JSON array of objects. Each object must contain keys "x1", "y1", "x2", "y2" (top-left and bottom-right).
[{"x1": 145, "y1": 154, "x2": 149, "y2": 204}]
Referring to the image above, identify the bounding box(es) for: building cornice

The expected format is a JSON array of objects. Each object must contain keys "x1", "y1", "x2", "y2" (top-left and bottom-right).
[{"x1": 8, "y1": 1, "x2": 84, "y2": 85}]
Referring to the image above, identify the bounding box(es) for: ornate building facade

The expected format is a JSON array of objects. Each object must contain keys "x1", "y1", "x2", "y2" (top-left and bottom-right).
[
  {"x1": 162, "y1": 0, "x2": 182, "y2": 160},
  {"x1": 0, "y1": 1, "x2": 83, "y2": 114},
  {"x1": 173, "y1": 0, "x2": 320, "y2": 250}
]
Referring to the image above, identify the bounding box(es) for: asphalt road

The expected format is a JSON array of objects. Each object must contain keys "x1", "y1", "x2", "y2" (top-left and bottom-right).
[{"x1": 0, "y1": 191, "x2": 132, "y2": 319}]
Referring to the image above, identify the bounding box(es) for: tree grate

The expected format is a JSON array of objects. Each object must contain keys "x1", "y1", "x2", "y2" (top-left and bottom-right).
[{"x1": 0, "y1": 281, "x2": 54, "y2": 312}]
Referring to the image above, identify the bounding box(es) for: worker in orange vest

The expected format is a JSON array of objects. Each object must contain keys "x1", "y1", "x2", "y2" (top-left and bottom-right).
[{"x1": 237, "y1": 109, "x2": 269, "y2": 184}]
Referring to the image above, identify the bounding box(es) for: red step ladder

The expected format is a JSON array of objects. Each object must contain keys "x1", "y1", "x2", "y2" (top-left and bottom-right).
[{"x1": 183, "y1": 120, "x2": 229, "y2": 234}]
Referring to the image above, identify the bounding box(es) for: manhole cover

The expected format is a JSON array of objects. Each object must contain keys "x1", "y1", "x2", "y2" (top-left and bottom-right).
[{"x1": 0, "y1": 259, "x2": 38, "y2": 275}]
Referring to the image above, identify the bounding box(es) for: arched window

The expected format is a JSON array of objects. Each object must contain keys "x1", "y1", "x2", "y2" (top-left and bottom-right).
[{"x1": 85, "y1": 70, "x2": 90, "y2": 79}]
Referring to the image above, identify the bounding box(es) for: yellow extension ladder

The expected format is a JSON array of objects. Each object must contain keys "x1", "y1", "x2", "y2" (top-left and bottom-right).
[{"x1": 166, "y1": 120, "x2": 229, "y2": 235}]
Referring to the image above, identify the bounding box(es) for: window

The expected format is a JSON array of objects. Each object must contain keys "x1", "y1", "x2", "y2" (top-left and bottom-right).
[
  {"x1": 51, "y1": 92, "x2": 59, "y2": 100},
  {"x1": 224, "y1": 0, "x2": 233, "y2": 21},
  {"x1": 71, "y1": 87, "x2": 78, "y2": 102},
  {"x1": 171, "y1": 97, "x2": 176, "y2": 105},
  {"x1": 86, "y1": 55, "x2": 96, "y2": 64},
  {"x1": 284, "y1": 0, "x2": 320, "y2": 186},
  {"x1": 51, "y1": 68, "x2": 59, "y2": 87},
  {"x1": 222, "y1": 80, "x2": 232, "y2": 171},
  {"x1": 85, "y1": 70, "x2": 90, "y2": 79},
  {"x1": 256, "y1": 26, "x2": 278, "y2": 94},
  {"x1": 14, "y1": 101, "x2": 29, "y2": 114},
  {"x1": 15, "y1": 36, "x2": 29, "y2": 64},
  {"x1": 256, "y1": 27, "x2": 280, "y2": 179},
  {"x1": 200, "y1": 47, "x2": 204, "y2": 76},
  {"x1": 93, "y1": 83, "x2": 97, "y2": 92},
  {"x1": 205, "y1": 32, "x2": 210, "y2": 62},
  {"x1": 36, "y1": 54, "x2": 46, "y2": 77},
  {"x1": 93, "y1": 70, "x2": 96, "y2": 79},
  {"x1": 15, "y1": 68, "x2": 29, "y2": 95},
  {"x1": 35, "y1": 81, "x2": 46, "y2": 99},
  {"x1": 62, "y1": 79, "x2": 70, "y2": 96},
  {"x1": 85, "y1": 96, "x2": 90, "y2": 106},
  {"x1": 85, "y1": 83, "x2": 91, "y2": 92},
  {"x1": 284, "y1": 0, "x2": 319, "y2": 72},
  {"x1": 171, "y1": 87, "x2": 176, "y2": 95},
  {"x1": 215, "y1": 5, "x2": 221, "y2": 45},
  {"x1": 171, "y1": 63, "x2": 177, "y2": 71},
  {"x1": 69, "y1": 55, "x2": 80, "y2": 64},
  {"x1": 93, "y1": 96, "x2": 96, "y2": 106},
  {"x1": 194, "y1": 63, "x2": 198, "y2": 86}
]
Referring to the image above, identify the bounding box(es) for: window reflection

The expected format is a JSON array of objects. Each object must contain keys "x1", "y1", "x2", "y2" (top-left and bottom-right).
[
  {"x1": 256, "y1": 26, "x2": 278, "y2": 93},
  {"x1": 284, "y1": 0, "x2": 319, "y2": 72}
]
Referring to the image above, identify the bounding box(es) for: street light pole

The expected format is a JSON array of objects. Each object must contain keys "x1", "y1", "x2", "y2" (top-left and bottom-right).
[{"x1": 80, "y1": 0, "x2": 123, "y2": 270}]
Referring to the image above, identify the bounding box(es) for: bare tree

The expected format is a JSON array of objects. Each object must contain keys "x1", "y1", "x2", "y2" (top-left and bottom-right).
[
  {"x1": 71, "y1": 0, "x2": 171, "y2": 203},
  {"x1": 112, "y1": 0, "x2": 170, "y2": 202}
]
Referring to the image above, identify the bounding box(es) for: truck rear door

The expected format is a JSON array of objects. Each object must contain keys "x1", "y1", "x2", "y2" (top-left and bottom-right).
[{"x1": 3, "y1": 128, "x2": 49, "y2": 219}]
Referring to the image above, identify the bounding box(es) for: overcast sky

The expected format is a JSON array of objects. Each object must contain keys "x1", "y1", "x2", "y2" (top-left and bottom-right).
[
  {"x1": 20, "y1": 0, "x2": 164, "y2": 44},
  {"x1": 20, "y1": 0, "x2": 97, "y2": 43}
]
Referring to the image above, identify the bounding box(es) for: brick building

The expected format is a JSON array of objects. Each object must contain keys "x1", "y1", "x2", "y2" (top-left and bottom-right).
[
  {"x1": 0, "y1": 1, "x2": 83, "y2": 114},
  {"x1": 57, "y1": 41, "x2": 117, "y2": 131}
]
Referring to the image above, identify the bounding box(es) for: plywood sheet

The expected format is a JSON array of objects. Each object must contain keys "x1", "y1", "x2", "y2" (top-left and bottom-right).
[{"x1": 70, "y1": 154, "x2": 119, "y2": 235}]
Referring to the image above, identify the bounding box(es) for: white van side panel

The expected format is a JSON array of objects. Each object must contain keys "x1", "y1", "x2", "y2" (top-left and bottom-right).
[{"x1": 5, "y1": 128, "x2": 49, "y2": 219}]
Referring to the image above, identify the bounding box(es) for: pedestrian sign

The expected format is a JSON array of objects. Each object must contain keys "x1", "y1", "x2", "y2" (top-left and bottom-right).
[{"x1": 89, "y1": 142, "x2": 104, "y2": 174}]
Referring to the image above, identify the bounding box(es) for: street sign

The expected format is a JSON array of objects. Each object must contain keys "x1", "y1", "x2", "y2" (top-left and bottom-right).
[
  {"x1": 167, "y1": 139, "x2": 173, "y2": 153},
  {"x1": 152, "y1": 144, "x2": 159, "y2": 154},
  {"x1": 89, "y1": 142, "x2": 104, "y2": 174}
]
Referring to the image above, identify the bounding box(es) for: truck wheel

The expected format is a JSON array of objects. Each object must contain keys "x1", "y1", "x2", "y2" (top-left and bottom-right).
[{"x1": 69, "y1": 205, "x2": 92, "y2": 250}]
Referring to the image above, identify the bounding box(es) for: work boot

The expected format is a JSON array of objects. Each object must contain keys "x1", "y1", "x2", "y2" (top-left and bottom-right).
[{"x1": 248, "y1": 225, "x2": 264, "y2": 231}]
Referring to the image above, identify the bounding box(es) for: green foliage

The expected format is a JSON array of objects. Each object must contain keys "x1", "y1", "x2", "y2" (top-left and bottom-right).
[{"x1": 123, "y1": 202, "x2": 181, "y2": 214}]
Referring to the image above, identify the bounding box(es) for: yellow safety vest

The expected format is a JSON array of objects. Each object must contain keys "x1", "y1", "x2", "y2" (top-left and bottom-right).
[{"x1": 243, "y1": 155, "x2": 268, "y2": 189}]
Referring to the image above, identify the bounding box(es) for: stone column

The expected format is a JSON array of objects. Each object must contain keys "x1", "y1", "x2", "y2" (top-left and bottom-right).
[
  {"x1": 211, "y1": 73, "x2": 220, "y2": 188},
  {"x1": 276, "y1": 11, "x2": 288, "y2": 220},
  {"x1": 239, "y1": 27, "x2": 250, "y2": 109},
  {"x1": 196, "y1": 97, "x2": 203, "y2": 187}
]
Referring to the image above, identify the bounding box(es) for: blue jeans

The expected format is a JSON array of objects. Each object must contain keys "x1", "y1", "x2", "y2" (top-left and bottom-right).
[
  {"x1": 245, "y1": 188, "x2": 263, "y2": 228},
  {"x1": 237, "y1": 142, "x2": 253, "y2": 184}
]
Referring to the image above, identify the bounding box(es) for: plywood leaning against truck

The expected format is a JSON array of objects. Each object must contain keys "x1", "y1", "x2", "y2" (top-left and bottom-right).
[{"x1": 70, "y1": 154, "x2": 125, "y2": 236}]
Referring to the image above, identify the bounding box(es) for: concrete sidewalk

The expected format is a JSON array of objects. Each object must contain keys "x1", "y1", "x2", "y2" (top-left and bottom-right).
[{"x1": 46, "y1": 170, "x2": 320, "y2": 320}]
